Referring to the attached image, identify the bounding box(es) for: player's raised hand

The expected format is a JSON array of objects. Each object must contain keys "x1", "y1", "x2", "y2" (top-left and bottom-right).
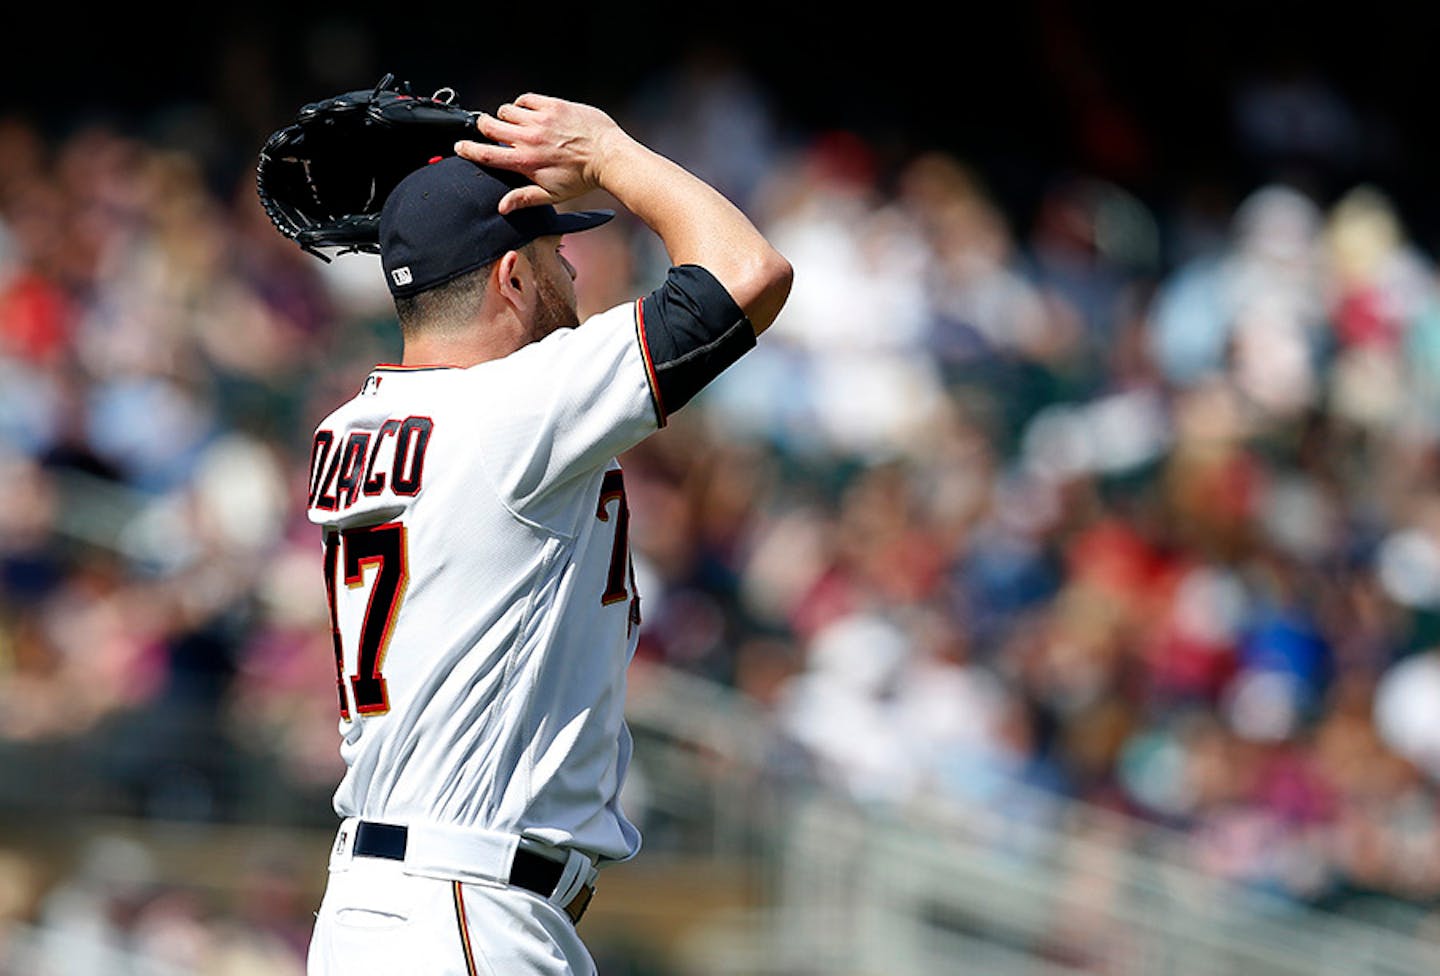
[
  {"x1": 455, "y1": 94, "x2": 631, "y2": 214},
  {"x1": 462, "y1": 89, "x2": 790, "y2": 335}
]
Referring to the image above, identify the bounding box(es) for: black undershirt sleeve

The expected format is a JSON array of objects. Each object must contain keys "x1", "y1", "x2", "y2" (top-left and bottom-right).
[{"x1": 635, "y1": 264, "x2": 757, "y2": 425}]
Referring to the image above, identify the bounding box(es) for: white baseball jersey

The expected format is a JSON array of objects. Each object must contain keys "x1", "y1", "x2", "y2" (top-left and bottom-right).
[{"x1": 305, "y1": 298, "x2": 660, "y2": 864}]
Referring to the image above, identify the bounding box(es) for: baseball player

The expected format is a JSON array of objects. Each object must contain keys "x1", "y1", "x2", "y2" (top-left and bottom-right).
[{"x1": 302, "y1": 93, "x2": 792, "y2": 975}]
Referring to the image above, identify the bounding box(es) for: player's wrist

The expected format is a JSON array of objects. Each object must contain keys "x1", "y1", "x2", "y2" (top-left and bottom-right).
[{"x1": 587, "y1": 128, "x2": 646, "y2": 192}]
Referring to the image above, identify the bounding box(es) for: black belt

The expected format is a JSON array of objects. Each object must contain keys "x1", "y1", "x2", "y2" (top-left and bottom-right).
[{"x1": 352, "y1": 821, "x2": 594, "y2": 924}]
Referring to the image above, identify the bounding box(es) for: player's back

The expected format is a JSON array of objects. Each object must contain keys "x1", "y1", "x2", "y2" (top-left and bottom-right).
[{"x1": 305, "y1": 303, "x2": 655, "y2": 863}]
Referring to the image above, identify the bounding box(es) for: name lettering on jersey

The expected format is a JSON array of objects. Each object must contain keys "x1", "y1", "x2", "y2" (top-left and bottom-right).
[
  {"x1": 333, "y1": 432, "x2": 371, "y2": 509},
  {"x1": 362, "y1": 419, "x2": 401, "y2": 494},
  {"x1": 391, "y1": 416, "x2": 432, "y2": 495},
  {"x1": 309, "y1": 416, "x2": 435, "y2": 512},
  {"x1": 309, "y1": 430, "x2": 337, "y2": 508}
]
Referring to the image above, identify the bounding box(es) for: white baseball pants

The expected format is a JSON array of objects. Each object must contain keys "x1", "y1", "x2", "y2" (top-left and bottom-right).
[{"x1": 307, "y1": 828, "x2": 596, "y2": 975}]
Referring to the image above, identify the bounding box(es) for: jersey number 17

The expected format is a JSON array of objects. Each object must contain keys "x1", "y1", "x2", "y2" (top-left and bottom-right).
[{"x1": 322, "y1": 473, "x2": 639, "y2": 720}]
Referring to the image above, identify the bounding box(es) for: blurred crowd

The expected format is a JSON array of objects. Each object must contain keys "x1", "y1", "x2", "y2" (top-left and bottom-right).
[{"x1": 5, "y1": 49, "x2": 1440, "y2": 971}]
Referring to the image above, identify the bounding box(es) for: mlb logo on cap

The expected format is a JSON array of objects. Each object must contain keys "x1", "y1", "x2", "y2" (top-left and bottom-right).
[{"x1": 392, "y1": 267, "x2": 413, "y2": 287}]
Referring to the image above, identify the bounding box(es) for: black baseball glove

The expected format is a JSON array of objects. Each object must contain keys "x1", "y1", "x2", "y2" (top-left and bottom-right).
[{"x1": 256, "y1": 73, "x2": 481, "y2": 260}]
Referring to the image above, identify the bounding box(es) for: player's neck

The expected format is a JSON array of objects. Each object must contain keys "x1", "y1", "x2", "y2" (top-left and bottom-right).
[{"x1": 401, "y1": 314, "x2": 528, "y2": 368}]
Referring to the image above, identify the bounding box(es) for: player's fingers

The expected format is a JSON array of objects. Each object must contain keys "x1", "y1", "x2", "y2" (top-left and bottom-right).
[
  {"x1": 495, "y1": 101, "x2": 537, "y2": 124},
  {"x1": 454, "y1": 138, "x2": 519, "y2": 169},
  {"x1": 512, "y1": 93, "x2": 555, "y2": 111},
  {"x1": 474, "y1": 112, "x2": 528, "y2": 146},
  {"x1": 498, "y1": 185, "x2": 553, "y2": 215}
]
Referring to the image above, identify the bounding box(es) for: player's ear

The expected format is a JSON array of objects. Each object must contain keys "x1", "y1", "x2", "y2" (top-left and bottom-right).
[{"x1": 494, "y1": 250, "x2": 528, "y2": 310}]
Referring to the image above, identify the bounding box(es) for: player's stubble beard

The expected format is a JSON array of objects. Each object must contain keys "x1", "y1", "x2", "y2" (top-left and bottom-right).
[{"x1": 532, "y1": 269, "x2": 581, "y2": 341}]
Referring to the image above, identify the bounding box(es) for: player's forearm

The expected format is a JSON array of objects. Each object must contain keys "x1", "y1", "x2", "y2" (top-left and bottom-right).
[
  {"x1": 458, "y1": 94, "x2": 791, "y2": 333},
  {"x1": 594, "y1": 134, "x2": 793, "y2": 335}
]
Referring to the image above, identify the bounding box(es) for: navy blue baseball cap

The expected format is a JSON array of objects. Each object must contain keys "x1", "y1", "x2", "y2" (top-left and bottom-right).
[{"x1": 379, "y1": 155, "x2": 614, "y2": 298}]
